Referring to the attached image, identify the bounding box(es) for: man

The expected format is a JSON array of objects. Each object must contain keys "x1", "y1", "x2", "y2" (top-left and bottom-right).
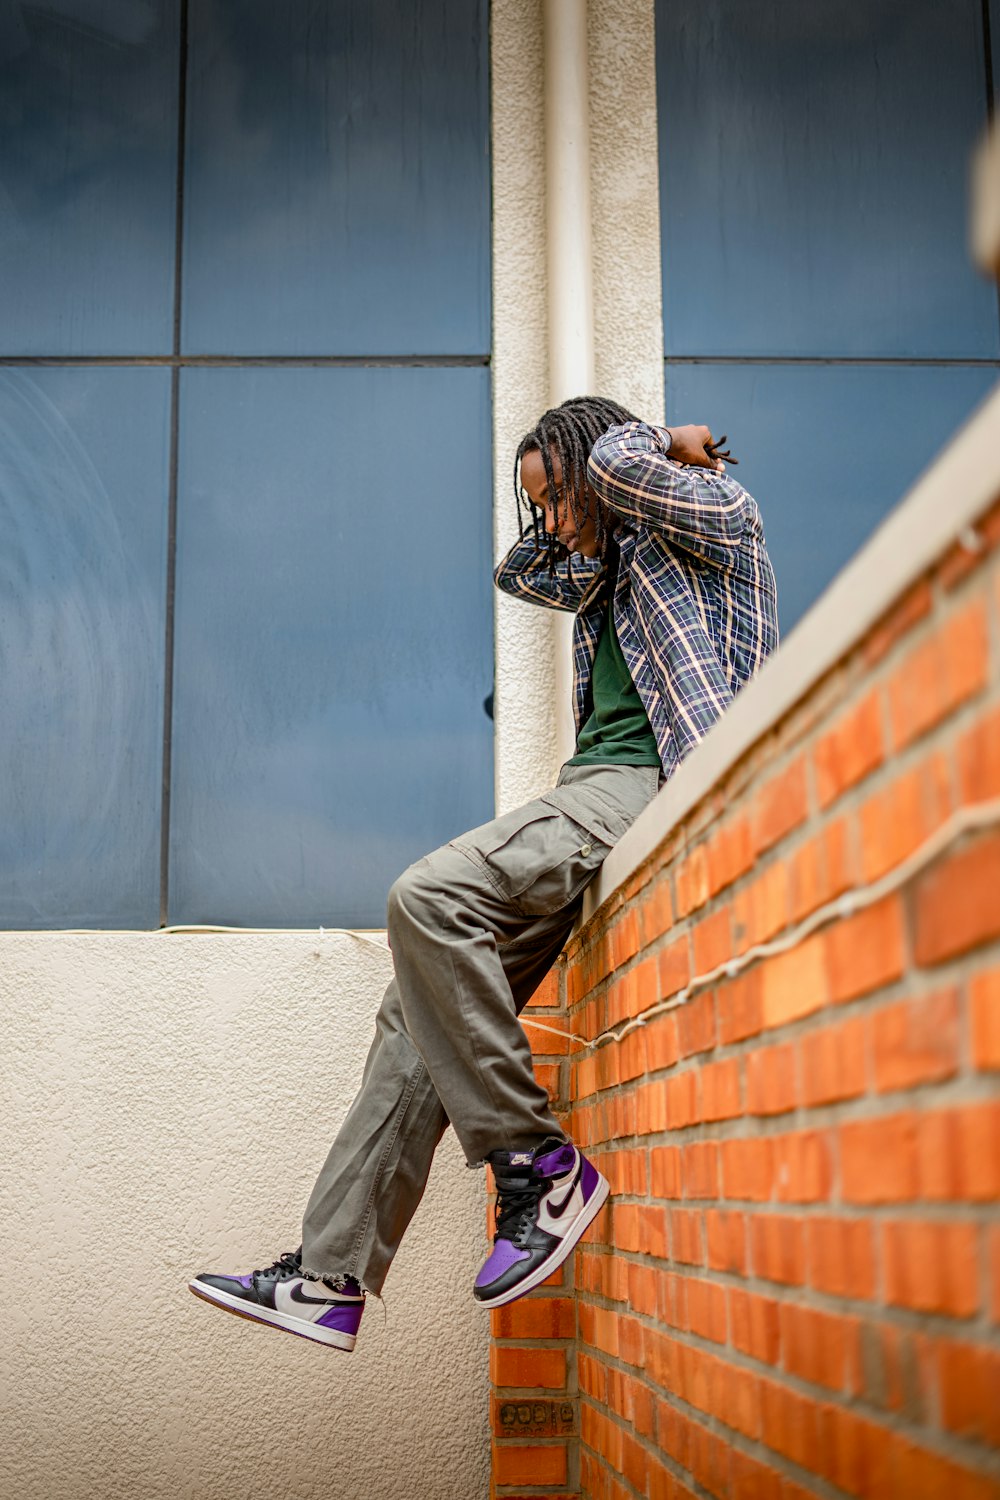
[{"x1": 189, "y1": 397, "x2": 778, "y2": 1350}]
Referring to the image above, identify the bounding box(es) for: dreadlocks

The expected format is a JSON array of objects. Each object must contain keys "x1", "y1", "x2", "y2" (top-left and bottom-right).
[{"x1": 513, "y1": 396, "x2": 639, "y2": 573}]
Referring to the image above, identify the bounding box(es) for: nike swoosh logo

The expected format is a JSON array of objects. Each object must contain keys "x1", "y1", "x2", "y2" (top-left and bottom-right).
[
  {"x1": 546, "y1": 1158, "x2": 583, "y2": 1219},
  {"x1": 286, "y1": 1280, "x2": 341, "y2": 1307}
]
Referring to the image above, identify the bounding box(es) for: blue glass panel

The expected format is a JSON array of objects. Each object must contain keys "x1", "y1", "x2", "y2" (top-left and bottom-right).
[
  {"x1": 665, "y1": 362, "x2": 998, "y2": 632},
  {"x1": 182, "y1": 0, "x2": 490, "y2": 356},
  {"x1": 0, "y1": 1, "x2": 178, "y2": 355},
  {"x1": 170, "y1": 366, "x2": 493, "y2": 927},
  {"x1": 656, "y1": 0, "x2": 997, "y2": 357},
  {"x1": 0, "y1": 367, "x2": 170, "y2": 927}
]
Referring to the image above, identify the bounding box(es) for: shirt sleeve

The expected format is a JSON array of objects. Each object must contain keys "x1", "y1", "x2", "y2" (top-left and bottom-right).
[
  {"x1": 493, "y1": 528, "x2": 603, "y2": 612},
  {"x1": 587, "y1": 420, "x2": 750, "y2": 553}
]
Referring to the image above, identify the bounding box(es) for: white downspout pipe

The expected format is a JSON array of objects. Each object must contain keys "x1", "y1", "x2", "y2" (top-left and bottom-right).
[{"x1": 543, "y1": 0, "x2": 595, "y2": 765}]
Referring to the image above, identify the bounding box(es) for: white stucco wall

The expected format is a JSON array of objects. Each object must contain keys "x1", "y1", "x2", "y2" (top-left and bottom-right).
[
  {"x1": 1, "y1": 3, "x2": 663, "y2": 1497},
  {"x1": 1, "y1": 931, "x2": 489, "y2": 1500}
]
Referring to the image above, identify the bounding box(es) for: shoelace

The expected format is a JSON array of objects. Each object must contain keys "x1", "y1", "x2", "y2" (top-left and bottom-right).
[
  {"x1": 252, "y1": 1249, "x2": 302, "y2": 1283},
  {"x1": 493, "y1": 1169, "x2": 544, "y2": 1244}
]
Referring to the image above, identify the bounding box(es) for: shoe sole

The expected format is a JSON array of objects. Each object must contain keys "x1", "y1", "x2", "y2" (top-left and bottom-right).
[
  {"x1": 475, "y1": 1173, "x2": 611, "y2": 1310},
  {"x1": 188, "y1": 1279, "x2": 357, "y2": 1350}
]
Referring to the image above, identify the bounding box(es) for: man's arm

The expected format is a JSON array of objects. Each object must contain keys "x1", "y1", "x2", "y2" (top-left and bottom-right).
[
  {"x1": 494, "y1": 528, "x2": 602, "y2": 611},
  {"x1": 587, "y1": 421, "x2": 749, "y2": 551}
]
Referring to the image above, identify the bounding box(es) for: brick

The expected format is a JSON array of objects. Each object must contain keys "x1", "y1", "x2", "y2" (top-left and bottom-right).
[
  {"x1": 840, "y1": 1112, "x2": 919, "y2": 1203},
  {"x1": 627, "y1": 1262, "x2": 658, "y2": 1318},
  {"x1": 731, "y1": 1451, "x2": 783, "y2": 1500},
  {"x1": 629, "y1": 1375, "x2": 656, "y2": 1440},
  {"x1": 780, "y1": 1304, "x2": 861, "y2": 1393},
  {"x1": 825, "y1": 895, "x2": 906, "y2": 1003},
  {"x1": 858, "y1": 1323, "x2": 932, "y2": 1421},
  {"x1": 682, "y1": 1141, "x2": 719, "y2": 1199},
  {"x1": 788, "y1": 817, "x2": 854, "y2": 924},
  {"x1": 638, "y1": 1204, "x2": 669, "y2": 1259},
  {"x1": 916, "y1": 1102, "x2": 1000, "y2": 1201},
  {"x1": 753, "y1": 756, "x2": 809, "y2": 854},
  {"x1": 490, "y1": 1297, "x2": 576, "y2": 1341},
  {"x1": 608, "y1": 908, "x2": 640, "y2": 969},
  {"x1": 716, "y1": 968, "x2": 763, "y2": 1044},
  {"x1": 692, "y1": 905, "x2": 732, "y2": 975},
  {"x1": 670, "y1": 1208, "x2": 704, "y2": 1266},
  {"x1": 639, "y1": 878, "x2": 673, "y2": 945},
  {"x1": 873, "y1": 987, "x2": 959, "y2": 1092},
  {"x1": 772, "y1": 1130, "x2": 832, "y2": 1203},
  {"x1": 635, "y1": 1079, "x2": 668, "y2": 1134},
  {"x1": 760, "y1": 934, "x2": 829, "y2": 1028},
  {"x1": 814, "y1": 687, "x2": 886, "y2": 808},
  {"x1": 958, "y1": 701, "x2": 1000, "y2": 804},
  {"x1": 645, "y1": 1012, "x2": 680, "y2": 1072},
  {"x1": 863, "y1": 577, "x2": 932, "y2": 667},
  {"x1": 685, "y1": 1277, "x2": 728, "y2": 1344},
  {"x1": 650, "y1": 1145, "x2": 682, "y2": 1199},
  {"x1": 527, "y1": 971, "x2": 560, "y2": 1008},
  {"x1": 491, "y1": 1394, "x2": 578, "y2": 1439},
  {"x1": 887, "y1": 597, "x2": 989, "y2": 749},
  {"x1": 676, "y1": 844, "x2": 711, "y2": 918},
  {"x1": 489, "y1": 1346, "x2": 568, "y2": 1389},
  {"x1": 645, "y1": 1327, "x2": 677, "y2": 1391},
  {"x1": 817, "y1": 1406, "x2": 895, "y2": 1498},
  {"x1": 759, "y1": 1378, "x2": 820, "y2": 1472},
  {"x1": 732, "y1": 860, "x2": 790, "y2": 951},
  {"x1": 722, "y1": 1138, "x2": 774, "y2": 1202},
  {"x1": 706, "y1": 814, "x2": 754, "y2": 896},
  {"x1": 676, "y1": 1340, "x2": 717, "y2": 1416},
  {"x1": 534, "y1": 1061, "x2": 562, "y2": 1100},
  {"x1": 689, "y1": 1421, "x2": 730, "y2": 1498},
  {"x1": 971, "y1": 969, "x2": 1000, "y2": 1070},
  {"x1": 746, "y1": 1042, "x2": 797, "y2": 1116},
  {"x1": 493, "y1": 1442, "x2": 568, "y2": 1488},
  {"x1": 620, "y1": 1427, "x2": 648, "y2": 1494},
  {"x1": 706, "y1": 1209, "x2": 747, "y2": 1274},
  {"x1": 912, "y1": 832, "x2": 1000, "y2": 966},
  {"x1": 646, "y1": 1455, "x2": 677, "y2": 1500},
  {"x1": 665, "y1": 1071, "x2": 699, "y2": 1129},
  {"x1": 677, "y1": 990, "x2": 716, "y2": 1057},
  {"x1": 750, "y1": 1214, "x2": 806, "y2": 1286},
  {"x1": 618, "y1": 1313, "x2": 646, "y2": 1370},
  {"x1": 701, "y1": 1057, "x2": 741, "y2": 1120},
  {"x1": 938, "y1": 1339, "x2": 1000, "y2": 1445},
  {"x1": 799, "y1": 1014, "x2": 867, "y2": 1106},
  {"x1": 883, "y1": 1220, "x2": 979, "y2": 1316},
  {"x1": 729, "y1": 1287, "x2": 781, "y2": 1365},
  {"x1": 859, "y1": 751, "x2": 952, "y2": 882},
  {"x1": 569, "y1": 1056, "x2": 593, "y2": 1104},
  {"x1": 658, "y1": 936, "x2": 690, "y2": 1001},
  {"x1": 893, "y1": 1439, "x2": 1000, "y2": 1500}
]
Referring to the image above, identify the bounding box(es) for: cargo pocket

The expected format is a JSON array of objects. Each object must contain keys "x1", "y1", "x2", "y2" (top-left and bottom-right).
[{"x1": 451, "y1": 802, "x2": 612, "y2": 918}]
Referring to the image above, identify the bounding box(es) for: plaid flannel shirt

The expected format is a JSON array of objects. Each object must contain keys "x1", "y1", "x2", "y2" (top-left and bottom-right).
[{"x1": 494, "y1": 421, "x2": 779, "y2": 779}]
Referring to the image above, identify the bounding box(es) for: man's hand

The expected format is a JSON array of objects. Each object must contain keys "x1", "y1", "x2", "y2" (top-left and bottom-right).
[{"x1": 660, "y1": 424, "x2": 737, "y2": 472}]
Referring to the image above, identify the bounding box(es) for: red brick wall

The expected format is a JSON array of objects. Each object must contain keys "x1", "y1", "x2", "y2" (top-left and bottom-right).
[{"x1": 489, "y1": 495, "x2": 1000, "y2": 1499}]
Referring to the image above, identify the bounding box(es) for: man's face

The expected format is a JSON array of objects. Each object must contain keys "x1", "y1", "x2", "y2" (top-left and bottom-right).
[{"x1": 519, "y1": 446, "x2": 601, "y2": 558}]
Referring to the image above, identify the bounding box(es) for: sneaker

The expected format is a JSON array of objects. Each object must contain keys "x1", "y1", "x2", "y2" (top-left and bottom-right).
[
  {"x1": 189, "y1": 1248, "x2": 364, "y2": 1350},
  {"x1": 473, "y1": 1137, "x2": 609, "y2": 1309}
]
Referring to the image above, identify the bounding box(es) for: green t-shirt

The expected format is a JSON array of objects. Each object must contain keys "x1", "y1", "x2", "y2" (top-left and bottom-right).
[{"x1": 568, "y1": 563, "x2": 661, "y2": 768}]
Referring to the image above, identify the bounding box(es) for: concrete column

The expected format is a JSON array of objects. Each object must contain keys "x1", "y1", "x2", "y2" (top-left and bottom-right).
[{"x1": 543, "y1": 0, "x2": 596, "y2": 761}]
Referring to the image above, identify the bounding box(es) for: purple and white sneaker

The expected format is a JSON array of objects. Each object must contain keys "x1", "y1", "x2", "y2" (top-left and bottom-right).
[
  {"x1": 474, "y1": 1136, "x2": 609, "y2": 1309},
  {"x1": 189, "y1": 1248, "x2": 364, "y2": 1351}
]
